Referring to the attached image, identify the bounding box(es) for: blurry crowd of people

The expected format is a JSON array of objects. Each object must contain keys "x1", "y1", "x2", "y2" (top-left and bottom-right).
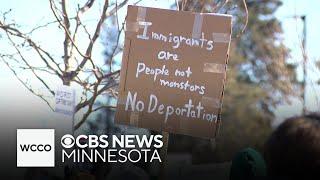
[
  {"x1": 230, "y1": 113, "x2": 320, "y2": 180},
  {"x1": 24, "y1": 113, "x2": 320, "y2": 180}
]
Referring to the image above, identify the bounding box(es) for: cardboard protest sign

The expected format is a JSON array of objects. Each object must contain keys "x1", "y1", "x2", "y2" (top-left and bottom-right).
[{"x1": 115, "y1": 5, "x2": 232, "y2": 139}]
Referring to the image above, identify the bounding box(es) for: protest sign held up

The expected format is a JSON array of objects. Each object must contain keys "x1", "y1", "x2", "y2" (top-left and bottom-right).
[{"x1": 115, "y1": 6, "x2": 232, "y2": 139}]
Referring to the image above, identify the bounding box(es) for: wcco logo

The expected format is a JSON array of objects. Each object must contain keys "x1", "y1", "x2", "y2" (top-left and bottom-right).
[
  {"x1": 20, "y1": 144, "x2": 52, "y2": 152},
  {"x1": 17, "y1": 129, "x2": 55, "y2": 167}
]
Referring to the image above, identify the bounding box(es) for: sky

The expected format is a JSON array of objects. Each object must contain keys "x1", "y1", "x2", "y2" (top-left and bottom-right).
[
  {"x1": 274, "y1": 0, "x2": 320, "y2": 124},
  {"x1": 0, "y1": 0, "x2": 172, "y2": 134},
  {"x1": 0, "y1": 0, "x2": 319, "y2": 130}
]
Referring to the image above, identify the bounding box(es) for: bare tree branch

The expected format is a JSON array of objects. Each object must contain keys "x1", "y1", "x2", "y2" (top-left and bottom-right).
[
  {"x1": 1, "y1": 57, "x2": 54, "y2": 110},
  {"x1": 75, "y1": 0, "x2": 109, "y2": 76},
  {"x1": 106, "y1": 0, "x2": 128, "y2": 17},
  {"x1": 237, "y1": 0, "x2": 248, "y2": 38},
  {"x1": 0, "y1": 0, "x2": 128, "y2": 130},
  {"x1": 75, "y1": 70, "x2": 120, "y2": 113},
  {"x1": 79, "y1": 0, "x2": 95, "y2": 14},
  {"x1": 0, "y1": 22, "x2": 64, "y2": 75},
  {"x1": 49, "y1": 0, "x2": 88, "y2": 60},
  {"x1": 92, "y1": 105, "x2": 116, "y2": 113},
  {"x1": 4, "y1": 31, "x2": 55, "y2": 95},
  {"x1": 61, "y1": 0, "x2": 71, "y2": 74},
  {"x1": 74, "y1": 78, "x2": 118, "y2": 130}
]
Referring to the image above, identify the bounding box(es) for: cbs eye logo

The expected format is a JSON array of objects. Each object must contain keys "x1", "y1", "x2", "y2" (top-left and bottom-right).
[{"x1": 61, "y1": 134, "x2": 75, "y2": 148}]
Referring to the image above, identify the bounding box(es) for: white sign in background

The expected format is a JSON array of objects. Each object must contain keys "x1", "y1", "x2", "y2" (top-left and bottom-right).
[{"x1": 55, "y1": 85, "x2": 76, "y2": 116}]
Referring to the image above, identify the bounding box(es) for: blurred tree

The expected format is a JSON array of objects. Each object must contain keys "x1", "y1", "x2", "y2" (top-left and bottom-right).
[{"x1": 167, "y1": 0, "x2": 298, "y2": 162}]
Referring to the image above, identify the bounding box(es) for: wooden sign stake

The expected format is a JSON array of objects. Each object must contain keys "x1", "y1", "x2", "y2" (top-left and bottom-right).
[{"x1": 159, "y1": 131, "x2": 169, "y2": 180}]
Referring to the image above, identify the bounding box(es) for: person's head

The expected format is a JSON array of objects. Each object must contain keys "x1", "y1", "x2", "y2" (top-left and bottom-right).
[
  {"x1": 264, "y1": 113, "x2": 320, "y2": 179},
  {"x1": 230, "y1": 148, "x2": 267, "y2": 180}
]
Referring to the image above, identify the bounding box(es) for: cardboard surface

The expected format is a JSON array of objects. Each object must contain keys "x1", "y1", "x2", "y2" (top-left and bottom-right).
[{"x1": 115, "y1": 5, "x2": 232, "y2": 139}]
